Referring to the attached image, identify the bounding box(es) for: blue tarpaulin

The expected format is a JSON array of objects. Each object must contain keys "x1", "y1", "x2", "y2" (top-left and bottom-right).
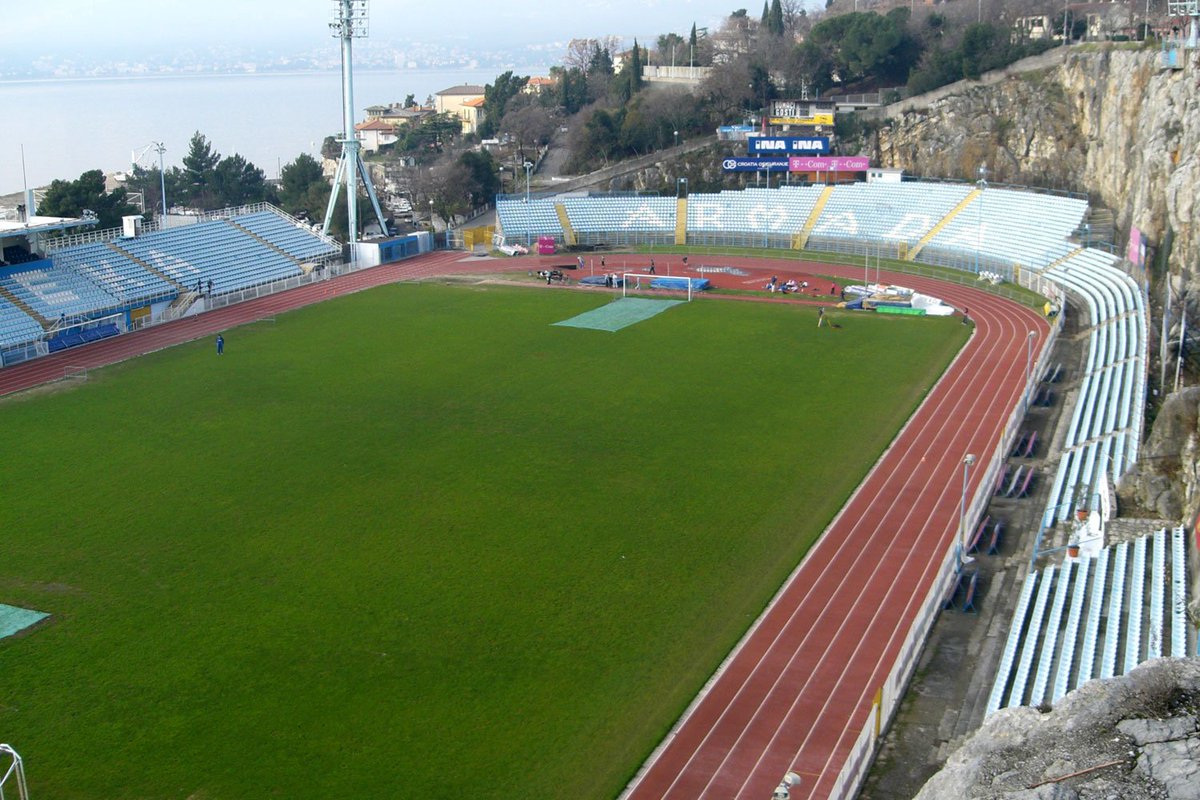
[{"x1": 649, "y1": 277, "x2": 710, "y2": 292}]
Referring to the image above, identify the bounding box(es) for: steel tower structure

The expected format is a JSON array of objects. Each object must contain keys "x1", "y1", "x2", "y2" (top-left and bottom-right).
[{"x1": 323, "y1": 0, "x2": 388, "y2": 243}]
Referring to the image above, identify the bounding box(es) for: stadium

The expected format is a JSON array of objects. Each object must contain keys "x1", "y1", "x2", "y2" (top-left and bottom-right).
[
  {"x1": 2, "y1": 3, "x2": 1195, "y2": 800},
  {"x1": 2, "y1": 165, "x2": 1177, "y2": 797}
]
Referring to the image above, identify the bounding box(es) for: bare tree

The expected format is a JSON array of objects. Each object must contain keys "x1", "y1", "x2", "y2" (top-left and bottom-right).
[
  {"x1": 500, "y1": 106, "x2": 557, "y2": 156},
  {"x1": 563, "y1": 36, "x2": 624, "y2": 71},
  {"x1": 411, "y1": 164, "x2": 472, "y2": 230}
]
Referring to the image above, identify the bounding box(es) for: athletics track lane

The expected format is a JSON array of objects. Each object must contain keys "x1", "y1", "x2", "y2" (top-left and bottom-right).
[
  {"x1": 622, "y1": 259, "x2": 1048, "y2": 800},
  {"x1": 2, "y1": 251, "x2": 1046, "y2": 800}
]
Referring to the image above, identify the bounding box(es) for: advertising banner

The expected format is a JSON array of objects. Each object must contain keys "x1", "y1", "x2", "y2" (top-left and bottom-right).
[
  {"x1": 788, "y1": 156, "x2": 870, "y2": 172},
  {"x1": 748, "y1": 137, "x2": 831, "y2": 155},
  {"x1": 1127, "y1": 227, "x2": 1145, "y2": 268},
  {"x1": 721, "y1": 157, "x2": 791, "y2": 172},
  {"x1": 769, "y1": 114, "x2": 835, "y2": 126}
]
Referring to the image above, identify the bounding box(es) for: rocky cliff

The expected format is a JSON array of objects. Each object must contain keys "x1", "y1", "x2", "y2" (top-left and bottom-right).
[
  {"x1": 870, "y1": 47, "x2": 1199, "y2": 285},
  {"x1": 914, "y1": 658, "x2": 1200, "y2": 800}
]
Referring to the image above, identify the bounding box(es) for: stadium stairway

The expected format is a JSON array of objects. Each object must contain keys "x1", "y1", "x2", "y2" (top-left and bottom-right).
[
  {"x1": 554, "y1": 203, "x2": 577, "y2": 247},
  {"x1": 984, "y1": 526, "x2": 1190, "y2": 716},
  {"x1": 675, "y1": 198, "x2": 687, "y2": 245},
  {"x1": 107, "y1": 241, "x2": 183, "y2": 290},
  {"x1": 0, "y1": 283, "x2": 48, "y2": 328},
  {"x1": 796, "y1": 184, "x2": 835, "y2": 250},
  {"x1": 224, "y1": 219, "x2": 307, "y2": 273},
  {"x1": 908, "y1": 189, "x2": 981, "y2": 261},
  {"x1": 1037, "y1": 246, "x2": 1084, "y2": 275}
]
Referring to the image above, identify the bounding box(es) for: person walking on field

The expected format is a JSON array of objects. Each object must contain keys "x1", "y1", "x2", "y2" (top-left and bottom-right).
[
  {"x1": 817, "y1": 306, "x2": 826, "y2": 328},
  {"x1": 648, "y1": 258, "x2": 656, "y2": 275},
  {"x1": 216, "y1": 334, "x2": 224, "y2": 355}
]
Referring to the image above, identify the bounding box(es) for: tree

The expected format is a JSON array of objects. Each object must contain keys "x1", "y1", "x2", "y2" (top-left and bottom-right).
[
  {"x1": 277, "y1": 154, "x2": 329, "y2": 222},
  {"x1": 768, "y1": 0, "x2": 785, "y2": 36},
  {"x1": 403, "y1": 93, "x2": 416, "y2": 108},
  {"x1": 321, "y1": 135, "x2": 340, "y2": 160},
  {"x1": 181, "y1": 131, "x2": 220, "y2": 207},
  {"x1": 500, "y1": 105, "x2": 557, "y2": 156},
  {"x1": 39, "y1": 169, "x2": 138, "y2": 230},
  {"x1": 412, "y1": 164, "x2": 472, "y2": 230},
  {"x1": 656, "y1": 33, "x2": 687, "y2": 65},
  {"x1": 456, "y1": 150, "x2": 501, "y2": 208},
  {"x1": 478, "y1": 71, "x2": 529, "y2": 139},
  {"x1": 211, "y1": 153, "x2": 268, "y2": 208}
]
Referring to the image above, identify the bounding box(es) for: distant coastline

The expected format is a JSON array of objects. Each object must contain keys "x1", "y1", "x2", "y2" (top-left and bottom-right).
[{"x1": 0, "y1": 65, "x2": 549, "y2": 195}]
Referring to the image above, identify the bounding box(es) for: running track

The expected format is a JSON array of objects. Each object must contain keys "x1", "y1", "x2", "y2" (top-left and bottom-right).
[{"x1": 0, "y1": 251, "x2": 1048, "y2": 800}]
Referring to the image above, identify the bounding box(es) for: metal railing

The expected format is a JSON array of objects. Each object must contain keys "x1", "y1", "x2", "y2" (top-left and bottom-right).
[{"x1": 826, "y1": 306, "x2": 1063, "y2": 799}]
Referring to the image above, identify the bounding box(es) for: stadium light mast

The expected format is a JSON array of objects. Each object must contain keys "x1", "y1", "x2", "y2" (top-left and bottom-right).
[
  {"x1": 959, "y1": 453, "x2": 976, "y2": 568},
  {"x1": 154, "y1": 142, "x2": 167, "y2": 219},
  {"x1": 323, "y1": 0, "x2": 388, "y2": 244}
]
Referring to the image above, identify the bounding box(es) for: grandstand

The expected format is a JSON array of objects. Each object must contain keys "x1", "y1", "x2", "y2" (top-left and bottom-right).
[
  {"x1": 496, "y1": 181, "x2": 1093, "y2": 278},
  {"x1": 0, "y1": 204, "x2": 342, "y2": 367},
  {"x1": 986, "y1": 527, "x2": 1190, "y2": 715},
  {"x1": 1039, "y1": 249, "x2": 1148, "y2": 527}
]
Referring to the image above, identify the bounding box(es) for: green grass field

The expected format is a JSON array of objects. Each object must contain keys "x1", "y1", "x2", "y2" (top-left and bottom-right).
[{"x1": 0, "y1": 283, "x2": 967, "y2": 799}]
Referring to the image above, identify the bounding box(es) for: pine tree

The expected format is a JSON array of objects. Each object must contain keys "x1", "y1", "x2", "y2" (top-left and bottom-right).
[
  {"x1": 768, "y1": 0, "x2": 785, "y2": 35},
  {"x1": 761, "y1": 1, "x2": 770, "y2": 27},
  {"x1": 630, "y1": 38, "x2": 643, "y2": 92}
]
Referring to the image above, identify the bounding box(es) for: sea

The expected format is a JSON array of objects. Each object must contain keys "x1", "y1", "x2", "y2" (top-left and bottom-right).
[{"x1": 0, "y1": 66, "x2": 550, "y2": 197}]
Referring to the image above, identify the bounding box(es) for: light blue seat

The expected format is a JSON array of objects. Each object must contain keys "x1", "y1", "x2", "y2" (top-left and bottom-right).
[
  {"x1": 0, "y1": 295, "x2": 44, "y2": 348},
  {"x1": 0, "y1": 262, "x2": 121, "y2": 318},
  {"x1": 51, "y1": 242, "x2": 175, "y2": 306}
]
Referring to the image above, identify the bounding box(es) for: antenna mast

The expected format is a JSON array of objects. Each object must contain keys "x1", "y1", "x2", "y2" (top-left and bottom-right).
[{"x1": 323, "y1": 0, "x2": 388, "y2": 243}]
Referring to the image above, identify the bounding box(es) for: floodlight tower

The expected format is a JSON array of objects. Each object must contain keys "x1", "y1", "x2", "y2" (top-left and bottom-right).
[{"x1": 323, "y1": 0, "x2": 388, "y2": 243}]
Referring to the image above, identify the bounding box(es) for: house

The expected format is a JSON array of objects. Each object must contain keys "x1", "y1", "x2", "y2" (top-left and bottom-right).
[
  {"x1": 523, "y1": 76, "x2": 556, "y2": 95},
  {"x1": 355, "y1": 119, "x2": 400, "y2": 153},
  {"x1": 434, "y1": 85, "x2": 487, "y2": 134},
  {"x1": 364, "y1": 104, "x2": 434, "y2": 127},
  {"x1": 1014, "y1": 14, "x2": 1054, "y2": 40}
]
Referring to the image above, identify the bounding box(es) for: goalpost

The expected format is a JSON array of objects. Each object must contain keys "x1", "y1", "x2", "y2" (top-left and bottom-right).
[{"x1": 621, "y1": 273, "x2": 694, "y2": 302}]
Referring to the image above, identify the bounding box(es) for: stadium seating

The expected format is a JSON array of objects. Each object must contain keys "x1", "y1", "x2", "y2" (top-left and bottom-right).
[
  {"x1": 495, "y1": 199, "x2": 564, "y2": 241},
  {"x1": 808, "y1": 182, "x2": 971, "y2": 248},
  {"x1": 0, "y1": 261, "x2": 121, "y2": 319},
  {"x1": 230, "y1": 210, "x2": 341, "y2": 262},
  {"x1": 985, "y1": 527, "x2": 1188, "y2": 715},
  {"x1": 1040, "y1": 249, "x2": 1147, "y2": 527},
  {"x1": 0, "y1": 295, "x2": 44, "y2": 349},
  {"x1": 51, "y1": 243, "x2": 175, "y2": 307},
  {"x1": 113, "y1": 219, "x2": 303, "y2": 295},
  {"x1": 686, "y1": 186, "x2": 825, "y2": 237},
  {"x1": 919, "y1": 188, "x2": 1088, "y2": 271}
]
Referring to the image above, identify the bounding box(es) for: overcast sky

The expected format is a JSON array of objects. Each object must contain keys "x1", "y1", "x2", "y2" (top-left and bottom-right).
[{"x1": 7, "y1": 0, "x2": 818, "y2": 55}]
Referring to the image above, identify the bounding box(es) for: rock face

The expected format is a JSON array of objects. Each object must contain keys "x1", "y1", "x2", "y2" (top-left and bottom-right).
[
  {"x1": 872, "y1": 48, "x2": 1200, "y2": 288},
  {"x1": 914, "y1": 658, "x2": 1200, "y2": 800},
  {"x1": 1120, "y1": 386, "x2": 1200, "y2": 521}
]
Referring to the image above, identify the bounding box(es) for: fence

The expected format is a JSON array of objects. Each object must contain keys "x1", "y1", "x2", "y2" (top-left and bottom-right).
[{"x1": 825, "y1": 306, "x2": 1063, "y2": 799}]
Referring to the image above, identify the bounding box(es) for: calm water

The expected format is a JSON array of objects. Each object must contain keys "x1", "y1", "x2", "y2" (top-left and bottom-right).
[{"x1": 0, "y1": 67, "x2": 548, "y2": 195}]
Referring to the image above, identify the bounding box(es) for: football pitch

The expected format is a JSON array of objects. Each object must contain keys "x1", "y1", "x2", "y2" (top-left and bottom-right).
[{"x1": 0, "y1": 282, "x2": 968, "y2": 799}]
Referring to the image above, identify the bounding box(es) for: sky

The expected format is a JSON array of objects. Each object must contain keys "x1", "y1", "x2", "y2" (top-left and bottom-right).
[{"x1": 4, "y1": 0, "x2": 804, "y2": 55}]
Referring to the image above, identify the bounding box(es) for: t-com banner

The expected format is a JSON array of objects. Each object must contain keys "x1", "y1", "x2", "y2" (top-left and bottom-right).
[{"x1": 788, "y1": 156, "x2": 870, "y2": 171}]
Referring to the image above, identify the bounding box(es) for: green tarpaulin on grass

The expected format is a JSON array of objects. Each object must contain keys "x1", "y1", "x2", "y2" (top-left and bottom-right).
[
  {"x1": 553, "y1": 297, "x2": 684, "y2": 332},
  {"x1": 0, "y1": 603, "x2": 48, "y2": 639}
]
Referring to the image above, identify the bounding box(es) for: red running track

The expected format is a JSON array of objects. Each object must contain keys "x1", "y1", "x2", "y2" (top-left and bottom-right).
[
  {"x1": 621, "y1": 258, "x2": 1048, "y2": 800},
  {"x1": 1, "y1": 251, "x2": 1047, "y2": 800},
  {"x1": 0, "y1": 250, "x2": 482, "y2": 398}
]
